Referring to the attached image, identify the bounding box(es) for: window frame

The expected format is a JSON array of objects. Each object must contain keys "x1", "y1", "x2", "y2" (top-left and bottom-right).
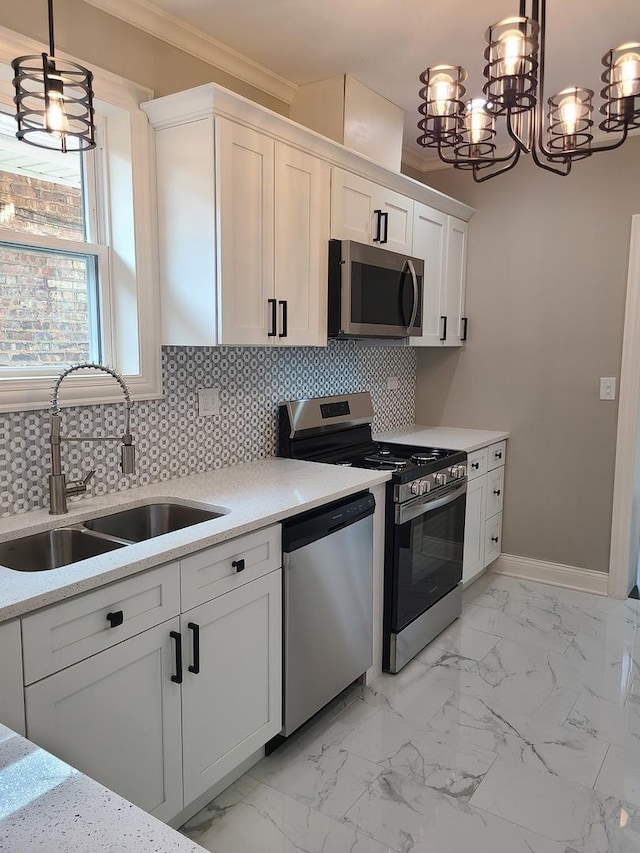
[{"x1": 0, "y1": 25, "x2": 162, "y2": 412}]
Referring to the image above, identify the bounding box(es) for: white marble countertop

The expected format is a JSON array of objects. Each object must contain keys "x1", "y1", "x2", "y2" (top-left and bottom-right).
[
  {"x1": 0, "y1": 458, "x2": 390, "y2": 622},
  {"x1": 375, "y1": 425, "x2": 510, "y2": 453},
  {"x1": 0, "y1": 722, "x2": 203, "y2": 852}
]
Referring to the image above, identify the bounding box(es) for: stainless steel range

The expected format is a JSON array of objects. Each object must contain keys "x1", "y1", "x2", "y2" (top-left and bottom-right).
[{"x1": 278, "y1": 392, "x2": 467, "y2": 673}]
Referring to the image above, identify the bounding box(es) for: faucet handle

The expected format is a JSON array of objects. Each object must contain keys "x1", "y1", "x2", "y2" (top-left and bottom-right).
[{"x1": 65, "y1": 469, "x2": 96, "y2": 499}]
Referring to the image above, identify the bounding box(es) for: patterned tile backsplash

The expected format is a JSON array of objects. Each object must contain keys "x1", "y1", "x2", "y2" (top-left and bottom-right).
[{"x1": 0, "y1": 341, "x2": 416, "y2": 516}]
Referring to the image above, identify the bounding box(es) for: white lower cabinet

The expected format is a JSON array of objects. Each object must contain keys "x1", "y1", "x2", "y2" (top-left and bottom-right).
[
  {"x1": 181, "y1": 571, "x2": 282, "y2": 804},
  {"x1": 0, "y1": 619, "x2": 25, "y2": 735},
  {"x1": 463, "y1": 441, "x2": 507, "y2": 585},
  {"x1": 25, "y1": 617, "x2": 184, "y2": 821}
]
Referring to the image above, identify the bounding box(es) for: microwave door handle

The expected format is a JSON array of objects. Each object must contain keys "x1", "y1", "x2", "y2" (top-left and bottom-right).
[{"x1": 405, "y1": 258, "x2": 419, "y2": 335}]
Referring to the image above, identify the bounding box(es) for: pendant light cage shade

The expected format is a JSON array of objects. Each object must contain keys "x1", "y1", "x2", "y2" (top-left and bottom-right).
[
  {"x1": 12, "y1": 53, "x2": 96, "y2": 153},
  {"x1": 600, "y1": 42, "x2": 640, "y2": 132},
  {"x1": 453, "y1": 98, "x2": 497, "y2": 164},
  {"x1": 417, "y1": 65, "x2": 466, "y2": 148},
  {"x1": 483, "y1": 16, "x2": 539, "y2": 115},
  {"x1": 547, "y1": 87, "x2": 594, "y2": 159}
]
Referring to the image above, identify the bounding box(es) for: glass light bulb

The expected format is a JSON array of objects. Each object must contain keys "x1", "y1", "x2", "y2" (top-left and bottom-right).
[
  {"x1": 614, "y1": 52, "x2": 640, "y2": 98},
  {"x1": 429, "y1": 73, "x2": 454, "y2": 116},
  {"x1": 498, "y1": 29, "x2": 525, "y2": 77},
  {"x1": 466, "y1": 99, "x2": 488, "y2": 144},
  {"x1": 46, "y1": 92, "x2": 69, "y2": 138},
  {"x1": 559, "y1": 95, "x2": 580, "y2": 135}
]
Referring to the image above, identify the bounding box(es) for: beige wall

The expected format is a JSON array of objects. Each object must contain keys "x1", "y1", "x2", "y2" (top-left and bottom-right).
[
  {"x1": 0, "y1": 0, "x2": 288, "y2": 111},
  {"x1": 417, "y1": 138, "x2": 640, "y2": 573}
]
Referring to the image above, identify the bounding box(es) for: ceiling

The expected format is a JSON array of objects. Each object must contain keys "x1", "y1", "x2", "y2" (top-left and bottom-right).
[{"x1": 110, "y1": 0, "x2": 639, "y2": 168}]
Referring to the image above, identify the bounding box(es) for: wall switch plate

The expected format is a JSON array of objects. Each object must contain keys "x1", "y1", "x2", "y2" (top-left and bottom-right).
[
  {"x1": 387, "y1": 376, "x2": 399, "y2": 391},
  {"x1": 599, "y1": 377, "x2": 616, "y2": 401},
  {"x1": 198, "y1": 387, "x2": 220, "y2": 417}
]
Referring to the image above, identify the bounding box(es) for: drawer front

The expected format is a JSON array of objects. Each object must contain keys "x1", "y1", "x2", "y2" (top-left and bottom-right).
[
  {"x1": 22, "y1": 563, "x2": 180, "y2": 685},
  {"x1": 181, "y1": 524, "x2": 282, "y2": 611},
  {"x1": 485, "y1": 513, "x2": 503, "y2": 566},
  {"x1": 486, "y1": 467, "x2": 505, "y2": 518},
  {"x1": 467, "y1": 448, "x2": 488, "y2": 480},
  {"x1": 487, "y1": 440, "x2": 507, "y2": 471}
]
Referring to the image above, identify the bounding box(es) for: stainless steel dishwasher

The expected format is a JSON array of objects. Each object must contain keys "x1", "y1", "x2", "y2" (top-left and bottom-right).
[{"x1": 281, "y1": 491, "x2": 375, "y2": 737}]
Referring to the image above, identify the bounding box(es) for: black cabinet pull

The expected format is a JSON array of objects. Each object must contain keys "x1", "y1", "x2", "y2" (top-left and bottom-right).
[
  {"x1": 106, "y1": 610, "x2": 123, "y2": 628},
  {"x1": 440, "y1": 315, "x2": 447, "y2": 342},
  {"x1": 279, "y1": 300, "x2": 288, "y2": 338},
  {"x1": 232, "y1": 558, "x2": 245, "y2": 573},
  {"x1": 461, "y1": 317, "x2": 468, "y2": 341},
  {"x1": 380, "y1": 211, "x2": 389, "y2": 244},
  {"x1": 472, "y1": 462, "x2": 480, "y2": 470},
  {"x1": 267, "y1": 298, "x2": 277, "y2": 337},
  {"x1": 188, "y1": 622, "x2": 200, "y2": 675},
  {"x1": 493, "y1": 489, "x2": 501, "y2": 496},
  {"x1": 170, "y1": 631, "x2": 183, "y2": 684},
  {"x1": 373, "y1": 209, "x2": 382, "y2": 242},
  {"x1": 495, "y1": 451, "x2": 503, "y2": 459},
  {"x1": 491, "y1": 536, "x2": 499, "y2": 543}
]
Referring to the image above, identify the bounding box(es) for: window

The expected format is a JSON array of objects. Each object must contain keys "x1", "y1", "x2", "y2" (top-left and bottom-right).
[{"x1": 0, "y1": 28, "x2": 161, "y2": 411}]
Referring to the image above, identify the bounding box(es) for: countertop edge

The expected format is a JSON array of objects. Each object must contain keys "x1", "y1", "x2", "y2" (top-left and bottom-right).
[{"x1": 374, "y1": 425, "x2": 510, "y2": 453}]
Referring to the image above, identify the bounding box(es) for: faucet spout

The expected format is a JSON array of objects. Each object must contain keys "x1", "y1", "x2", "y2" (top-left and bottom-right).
[{"x1": 49, "y1": 362, "x2": 136, "y2": 515}]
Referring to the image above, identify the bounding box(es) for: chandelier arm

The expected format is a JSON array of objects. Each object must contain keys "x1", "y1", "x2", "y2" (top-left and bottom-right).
[
  {"x1": 589, "y1": 124, "x2": 629, "y2": 154},
  {"x1": 506, "y1": 109, "x2": 532, "y2": 152},
  {"x1": 48, "y1": 0, "x2": 55, "y2": 55},
  {"x1": 534, "y1": 0, "x2": 571, "y2": 161},
  {"x1": 437, "y1": 137, "x2": 520, "y2": 168},
  {"x1": 472, "y1": 147, "x2": 522, "y2": 182},
  {"x1": 530, "y1": 143, "x2": 572, "y2": 176}
]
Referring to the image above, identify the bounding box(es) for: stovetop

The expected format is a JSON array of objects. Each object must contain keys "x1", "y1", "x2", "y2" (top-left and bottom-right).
[{"x1": 332, "y1": 443, "x2": 464, "y2": 482}]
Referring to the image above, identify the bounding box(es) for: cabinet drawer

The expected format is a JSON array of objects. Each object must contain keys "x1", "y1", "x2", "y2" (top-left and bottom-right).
[
  {"x1": 485, "y1": 513, "x2": 503, "y2": 566},
  {"x1": 486, "y1": 467, "x2": 505, "y2": 518},
  {"x1": 467, "y1": 448, "x2": 488, "y2": 480},
  {"x1": 181, "y1": 524, "x2": 282, "y2": 611},
  {"x1": 487, "y1": 440, "x2": 507, "y2": 471},
  {"x1": 22, "y1": 563, "x2": 180, "y2": 685}
]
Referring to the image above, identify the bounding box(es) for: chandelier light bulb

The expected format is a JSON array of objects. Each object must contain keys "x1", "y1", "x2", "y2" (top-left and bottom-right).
[
  {"x1": 498, "y1": 29, "x2": 526, "y2": 77},
  {"x1": 467, "y1": 99, "x2": 489, "y2": 143},
  {"x1": 429, "y1": 74, "x2": 456, "y2": 116},
  {"x1": 614, "y1": 51, "x2": 640, "y2": 98},
  {"x1": 46, "y1": 91, "x2": 68, "y2": 137},
  {"x1": 558, "y1": 95, "x2": 580, "y2": 135}
]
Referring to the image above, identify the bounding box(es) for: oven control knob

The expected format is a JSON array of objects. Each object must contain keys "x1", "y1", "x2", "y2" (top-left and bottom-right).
[
  {"x1": 410, "y1": 480, "x2": 424, "y2": 496},
  {"x1": 457, "y1": 465, "x2": 467, "y2": 478},
  {"x1": 435, "y1": 472, "x2": 447, "y2": 486},
  {"x1": 449, "y1": 466, "x2": 459, "y2": 478}
]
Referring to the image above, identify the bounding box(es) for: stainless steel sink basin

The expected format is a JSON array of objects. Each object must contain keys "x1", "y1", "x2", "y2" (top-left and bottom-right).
[
  {"x1": 83, "y1": 502, "x2": 224, "y2": 543},
  {"x1": 0, "y1": 528, "x2": 127, "y2": 572}
]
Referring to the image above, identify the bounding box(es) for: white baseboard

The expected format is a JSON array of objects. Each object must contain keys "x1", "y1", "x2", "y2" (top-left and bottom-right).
[{"x1": 491, "y1": 554, "x2": 609, "y2": 596}]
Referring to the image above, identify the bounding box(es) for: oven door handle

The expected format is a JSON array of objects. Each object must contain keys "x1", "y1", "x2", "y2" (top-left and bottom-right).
[
  {"x1": 396, "y1": 482, "x2": 466, "y2": 525},
  {"x1": 404, "y1": 258, "x2": 419, "y2": 335}
]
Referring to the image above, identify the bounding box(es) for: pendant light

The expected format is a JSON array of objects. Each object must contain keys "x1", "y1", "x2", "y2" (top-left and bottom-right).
[
  {"x1": 417, "y1": 0, "x2": 639, "y2": 181},
  {"x1": 12, "y1": 0, "x2": 96, "y2": 153}
]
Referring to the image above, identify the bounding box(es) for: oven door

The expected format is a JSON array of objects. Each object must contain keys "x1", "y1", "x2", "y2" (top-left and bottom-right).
[{"x1": 389, "y1": 482, "x2": 466, "y2": 634}]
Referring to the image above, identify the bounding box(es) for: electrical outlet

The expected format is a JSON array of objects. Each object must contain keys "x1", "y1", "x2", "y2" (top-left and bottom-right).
[
  {"x1": 198, "y1": 387, "x2": 220, "y2": 417},
  {"x1": 387, "y1": 376, "x2": 399, "y2": 391},
  {"x1": 599, "y1": 377, "x2": 616, "y2": 401}
]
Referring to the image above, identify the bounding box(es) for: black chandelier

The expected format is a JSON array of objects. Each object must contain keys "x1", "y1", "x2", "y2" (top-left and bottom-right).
[
  {"x1": 11, "y1": 0, "x2": 96, "y2": 153},
  {"x1": 417, "y1": 0, "x2": 640, "y2": 181}
]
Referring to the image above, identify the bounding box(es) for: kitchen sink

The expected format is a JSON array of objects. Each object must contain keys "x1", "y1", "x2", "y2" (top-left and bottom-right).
[
  {"x1": 0, "y1": 528, "x2": 127, "y2": 572},
  {"x1": 83, "y1": 502, "x2": 225, "y2": 543}
]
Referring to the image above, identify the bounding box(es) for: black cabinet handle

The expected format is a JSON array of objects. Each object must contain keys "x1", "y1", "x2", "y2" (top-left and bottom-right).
[
  {"x1": 380, "y1": 211, "x2": 389, "y2": 244},
  {"x1": 188, "y1": 622, "x2": 200, "y2": 675},
  {"x1": 461, "y1": 317, "x2": 468, "y2": 341},
  {"x1": 279, "y1": 300, "x2": 288, "y2": 338},
  {"x1": 232, "y1": 558, "x2": 245, "y2": 573},
  {"x1": 471, "y1": 462, "x2": 480, "y2": 470},
  {"x1": 440, "y1": 315, "x2": 447, "y2": 342},
  {"x1": 373, "y1": 209, "x2": 382, "y2": 242},
  {"x1": 495, "y1": 451, "x2": 503, "y2": 459},
  {"x1": 493, "y1": 489, "x2": 501, "y2": 496},
  {"x1": 491, "y1": 536, "x2": 499, "y2": 543},
  {"x1": 267, "y1": 298, "x2": 277, "y2": 337},
  {"x1": 170, "y1": 631, "x2": 183, "y2": 684},
  {"x1": 106, "y1": 610, "x2": 123, "y2": 628}
]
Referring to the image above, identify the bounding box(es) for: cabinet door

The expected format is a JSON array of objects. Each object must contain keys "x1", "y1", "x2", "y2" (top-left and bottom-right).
[
  {"x1": 216, "y1": 117, "x2": 275, "y2": 345},
  {"x1": 463, "y1": 475, "x2": 487, "y2": 585},
  {"x1": 377, "y1": 187, "x2": 414, "y2": 254},
  {"x1": 330, "y1": 168, "x2": 376, "y2": 244},
  {"x1": 25, "y1": 618, "x2": 183, "y2": 822},
  {"x1": 274, "y1": 144, "x2": 330, "y2": 346},
  {"x1": 410, "y1": 203, "x2": 448, "y2": 346},
  {"x1": 485, "y1": 513, "x2": 503, "y2": 566},
  {"x1": 443, "y1": 217, "x2": 468, "y2": 347},
  {"x1": 181, "y1": 570, "x2": 282, "y2": 805},
  {"x1": 486, "y1": 467, "x2": 505, "y2": 519},
  {"x1": 0, "y1": 620, "x2": 25, "y2": 735}
]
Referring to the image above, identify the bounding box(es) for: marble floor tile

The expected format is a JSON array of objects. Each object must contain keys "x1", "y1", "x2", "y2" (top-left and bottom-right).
[
  {"x1": 340, "y1": 707, "x2": 496, "y2": 798},
  {"x1": 196, "y1": 782, "x2": 393, "y2": 853},
  {"x1": 595, "y1": 742, "x2": 640, "y2": 808},
  {"x1": 461, "y1": 601, "x2": 575, "y2": 654},
  {"x1": 361, "y1": 661, "x2": 453, "y2": 725},
  {"x1": 181, "y1": 776, "x2": 259, "y2": 840},
  {"x1": 344, "y1": 769, "x2": 564, "y2": 853},
  {"x1": 565, "y1": 691, "x2": 640, "y2": 748},
  {"x1": 478, "y1": 575, "x2": 600, "y2": 612},
  {"x1": 470, "y1": 757, "x2": 640, "y2": 852},
  {"x1": 429, "y1": 621, "x2": 501, "y2": 661}
]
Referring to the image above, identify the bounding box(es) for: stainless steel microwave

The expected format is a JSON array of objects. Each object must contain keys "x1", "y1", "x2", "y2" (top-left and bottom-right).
[{"x1": 328, "y1": 240, "x2": 424, "y2": 339}]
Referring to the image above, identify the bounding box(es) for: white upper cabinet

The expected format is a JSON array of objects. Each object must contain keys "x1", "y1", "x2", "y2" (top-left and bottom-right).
[
  {"x1": 411, "y1": 203, "x2": 469, "y2": 348},
  {"x1": 331, "y1": 168, "x2": 413, "y2": 254}
]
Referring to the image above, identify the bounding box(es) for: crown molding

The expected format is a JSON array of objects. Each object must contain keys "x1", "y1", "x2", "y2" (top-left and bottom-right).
[{"x1": 81, "y1": 0, "x2": 298, "y2": 105}]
